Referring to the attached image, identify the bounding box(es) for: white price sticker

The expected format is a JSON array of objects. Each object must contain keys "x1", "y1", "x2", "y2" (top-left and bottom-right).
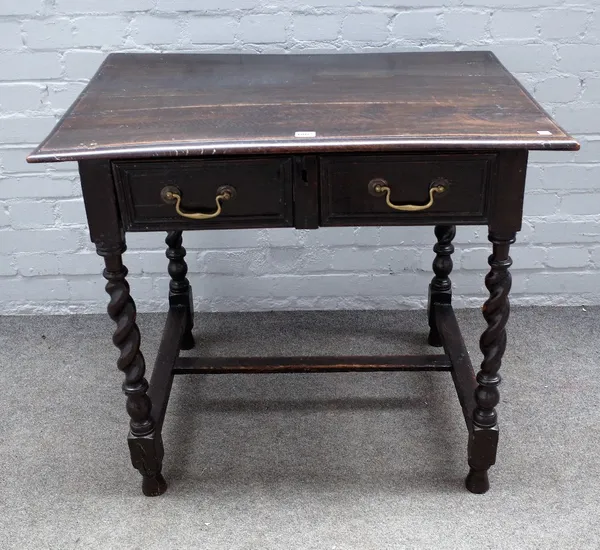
[{"x1": 295, "y1": 131, "x2": 316, "y2": 138}]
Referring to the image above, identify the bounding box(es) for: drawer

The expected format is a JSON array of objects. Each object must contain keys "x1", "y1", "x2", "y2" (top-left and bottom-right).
[
  {"x1": 319, "y1": 153, "x2": 495, "y2": 226},
  {"x1": 113, "y1": 157, "x2": 294, "y2": 230}
]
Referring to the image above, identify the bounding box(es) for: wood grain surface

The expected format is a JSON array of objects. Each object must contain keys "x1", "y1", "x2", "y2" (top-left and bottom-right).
[{"x1": 28, "y1": 51, "x2": 579, "y2": 162}]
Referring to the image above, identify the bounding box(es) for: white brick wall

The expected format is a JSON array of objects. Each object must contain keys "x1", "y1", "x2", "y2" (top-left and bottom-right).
[{"x1": 0, "y1": 0, "x2": 599, "y2": 314}]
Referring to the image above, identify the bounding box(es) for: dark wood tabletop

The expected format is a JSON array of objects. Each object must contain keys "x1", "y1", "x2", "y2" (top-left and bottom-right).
[{"x1": 27, "y1": 51, "x2": 578, "y2": 163}]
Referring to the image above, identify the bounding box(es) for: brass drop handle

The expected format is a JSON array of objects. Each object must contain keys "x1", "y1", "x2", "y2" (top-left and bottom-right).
[
  {"x1": 368, "y1": 178, "x2": 448, "y2": 212},
  {"x1": 160, "y1": 185, "x2": 236, "y2": 220}
]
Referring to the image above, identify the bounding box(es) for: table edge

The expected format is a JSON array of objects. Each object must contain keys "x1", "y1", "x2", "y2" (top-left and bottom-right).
[{"x1": 26, "y1": 137, "x2": 580, "y2": 163}]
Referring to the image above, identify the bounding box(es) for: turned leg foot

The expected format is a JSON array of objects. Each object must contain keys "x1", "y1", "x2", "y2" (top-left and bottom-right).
[
  {"x1": 181, "y1": 328, "x2": 195, "y2": 350},
  {"x1": 142, "y1": 472, "x2": 168, "y2": 497},
  {"x1": 427, "y1": 225, "x2": 455, "y2": 346},
  {"x1": 465, "y1": 468, "x2": 489, "y2": 494},
  {"x1": 427, "y1": 329, "x2": 442, "y2": 347}
]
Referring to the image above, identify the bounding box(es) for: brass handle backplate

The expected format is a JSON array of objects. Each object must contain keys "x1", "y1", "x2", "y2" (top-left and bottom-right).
[
  {"x1": 368, "y1": 178, "x2": 448, "y2": 212},
  {"x1": 160, "y1": 185, "x2": 236, "y2": 220}
]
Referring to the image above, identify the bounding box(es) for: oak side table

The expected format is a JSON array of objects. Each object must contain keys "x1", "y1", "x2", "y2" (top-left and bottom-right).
[{"x1": 28, "y1": 51, "x2": 579, "y2": 496}]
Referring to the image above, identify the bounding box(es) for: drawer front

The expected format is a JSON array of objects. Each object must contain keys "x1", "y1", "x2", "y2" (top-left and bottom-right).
[
  {"x1": 320, "y1": 153, "x2": 495, "y2": 226},
  {"x1": 113, "y1": 157, "x2": 294, "y2": 230}
]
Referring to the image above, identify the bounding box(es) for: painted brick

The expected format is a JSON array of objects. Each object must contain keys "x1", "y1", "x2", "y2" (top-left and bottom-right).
[
  {"x1": 517, "y1": 75, "x2": 539, "y2": 100},
  {"x1": 0, "y1": 176, "x2": 76, "y2": 199},
  {"x1": 57, "y1": 199, "x2": 86, "y2": 225},
  {"x1": 582, "y1": 77, "x2": 600, "y2": 102},
  {"x1": 303, "y1": 227, "x2": 362, "y2": 247},
  {"x1": 58, "y1": 252, "x2": 103, "y2": 275},
  {"x1": 528, "y1": 147, "x2": 576, "y2": 165},
  {"x1": 0, "y1": 52, "x2": 62, "y2": 80},
  {"x1": 591, "y1": 247, "x2": 600, "y2": 267},
  {"x1": 47, "y1": 82, "x2": 87, "y2": 112},
  {"x1": 364, "y1": 0, "x2": 452, "y2": 5},
  {"x1": 2, "y1": 117, "x2": 57, "y2": 144},
  {"x1": 198, "y1": 249, "x2": 267, "y2": 275},
  {"x1": 266, "y1": 247, "x2": 332, "y2": 274},
  {"x1": 0, "y1": 149, "x2": 48, "y2": 174},
  {"x1": 560, "y1": 193, "x2": 600, "y2": 215},
  {"x1": 554, "y1": 105, "x2": 600, "y2": 134},
  {"x1": 546, "y1": 247, "x2": 589, "y2": 269},
  {"x1": 0, "y1": 21, "x2": 23, "y2": 49},
  {"x1": 125, "y1": 232, "x2": 174, "y2": 250},
  {"x1": 460, "y1": 247, "x2": 490, "y2": 271},
  {"x1": 490, "y1": 11, "x2": 538, "y2": 41},
  {"x1": 534, "y1": 76, "x2": 581, "y2": 104},
  {"x1": 462, "y1": 0, "x2": 562, "y2": 6},
  {"x1": 494, "y1": 44, "x2": 556, "y2": 73},
  {"x1": 182, "y1": 229, "x2": 264, "y2": 249},
  {"x1": 63, "y1": 50, "x2": 107, "y2": 80},
  {"x1": 354, "y1": 227, "x2": 381, "y2": 247},
  {"x1": 0, "y1": 255, "x2": 16, "y2": 276},
  {"x1": 187, "y1": 272, "x2": 425, "y2": 299},
  {"x1": 392, "y1": 11, "x2": 439, "y2": 41},
  {"x1": 68, "y1": 275, "x2": 154, "y2": 302},
  {"x1": 189, "y1": 17, "x2": 237, "y2": 44},
  {"x1": 443, "y1": 11, "x2": 489, "y2": 42},
  {"x1": 240, "y1": 15, "x2": 287, "y2": 43},
  {"x1": 0, "y1": 277, "x2": 69, "y2": 300},
  {"x1": 529, "y1": 272, "x2": 598, "y2": 295},
  {"x1": 380, "y1": 226, "x2": 443, "y2": 247},
  {"x1": 293, "y1": 0, "x2": 358, "y2": 7},
  {"x1": 73, "y1": 17, "x2": 128, "y2": 47},
  {"x1": 568, "y1": 138, "x2": 600, "y2": 163},
  {"x1": 531, "y1": 222, "x2": 600, "y2": 245},
  {"x1": 510, "y1": 246, "x2": 547, "y2": 270},
  {"x1": 157, "y1": 0, "x2": 258, "y2": 10},
  {"x1": 522, "y1": 193, "x2": 559, "y2": 217},
  {"x1": 130, "y1": 16, "x2": 181, "y2": 45},
  {"x1": 540, "y1": 9, "x2": 589, "y2": 40},
  {"x1": 372, "y1": 247, "x2": 422, "y2": 273},
  {"x1": 16, "y1": 253, "x2": 60, "y2": 276},
  {"x1": 525, "y1": 164, "x2": 544, "y2": 190},
  {"x1": 0, "y1": 206, "x2": 9, "y2": 227},
  {"x1": 266, "y1": 229, "x2": 304, "y2": 248},
  {"x1": 342, "y1": 14, "x2": 389, "y2": 43},
  {"x1": 0, "y1": 0, "x2": 43, "y2": 16},
  {"x1": 557, "y1": 45, "x2": 600, "y2": 73},
  {"x1": 264, "y1": 247, "x2": 304, "y2": 273},
  {"x1": 126, "y1": 277, "x2": 156, "y2": 300},
  {"x1": 0, "y1": 229, "x2": 79, "y2": 254},
  {"x1": 327, "y1": 247, "x2": 380, "y2": 272},
  {"x1": 589, "y1": 12, "x2": 600, "y2": 44},
  {"x1": 66, "y1": 276, "x2": 106, "y2": 301},
  {"x1": 528, "y1": 165, "x2": 600, "y2": 191},
  {"x1": 46, "y1": 161, "x2": 78, "y2": 174},
  {"x1": 9, "y1": 201, "x2": 55, "y2": 228},
  {"x1": 113, "y1": 251, "x2": 151, "y2": 275},
  {"x1": 56, "y1": 0, "x2": 154, "y2": 13},
  {"x1": 293, "y1": 15, "x2": 340, "y2": 42},
  {"x1": 0, "y1": 83, "x2": 45, "y2": 113},
  {"x1": 23, "y1": 19, "x2": 74, "y2": 50}
]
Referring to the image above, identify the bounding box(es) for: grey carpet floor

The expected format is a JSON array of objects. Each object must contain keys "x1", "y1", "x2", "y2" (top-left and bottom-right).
[{"x1": 0, "y1": 306, "x2": 599, "y2": 550}]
